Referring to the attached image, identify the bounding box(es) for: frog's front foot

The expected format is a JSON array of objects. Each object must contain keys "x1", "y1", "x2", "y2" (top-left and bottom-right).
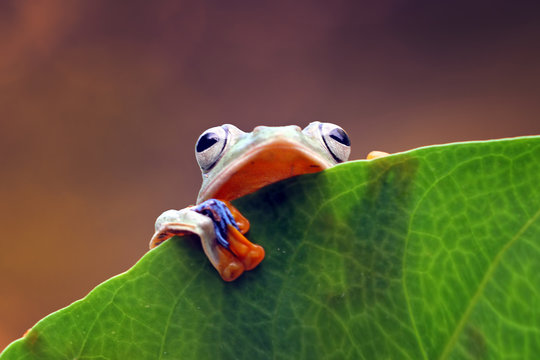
[
  {"x1": 150, "y1": 200, "x2": 264, "y2": 281},
  {"x1": 367, "y1": 150, "x2": 389, "y2": 160}
]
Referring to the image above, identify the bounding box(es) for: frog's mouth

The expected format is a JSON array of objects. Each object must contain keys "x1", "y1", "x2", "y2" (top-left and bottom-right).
[{"x1": 197, "y1": 139, "x2": 334, "y2": 202}]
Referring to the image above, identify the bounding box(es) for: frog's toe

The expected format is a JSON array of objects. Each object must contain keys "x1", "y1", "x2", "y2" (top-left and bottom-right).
[
  {"x1": 226, "y1": 225, "x2": 265, "y2": 271},
  {"x1": 154, "y1": 209, "x2": 184, "y2": 230},
  {"x1": 150, "y1": 222, "x2": 197, "y2": 248},
  {"x1": 240, "y1": 246, "x2": 265, "y2": 271},
  {"x1": 221, "y1": 262, "x2": 245, "y2": 282},
  {"x1": 223, "y1": 201, "x2": 250, "y2": 233},
  {"x1": 367, "y1": 150, "x2": 389, "y2": 160},
  {"x1": 215, "y1": 244, "x2": 245, "y2": 281},
  {"x1": 150, "y1": 208, "x2": 212, "y2": 249}
]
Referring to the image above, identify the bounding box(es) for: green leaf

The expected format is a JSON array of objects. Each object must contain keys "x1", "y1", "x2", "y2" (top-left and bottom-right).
[{"x1": 2, "y1": 136, "x2": 539, "y2": 359}]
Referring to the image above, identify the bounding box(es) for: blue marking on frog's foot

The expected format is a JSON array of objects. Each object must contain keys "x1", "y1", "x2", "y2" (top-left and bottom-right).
[{"x1": 192, "y1": 199, "x2": 240, "y2": 248}]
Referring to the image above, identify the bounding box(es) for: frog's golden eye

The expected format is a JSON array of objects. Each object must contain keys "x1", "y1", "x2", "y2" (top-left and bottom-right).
[
  {"x1": 196, "y1": 125, "x2": 228, "y2": 171},
  {"x1": 319, "y1": 122, "x2": 351, "y2": 163}
]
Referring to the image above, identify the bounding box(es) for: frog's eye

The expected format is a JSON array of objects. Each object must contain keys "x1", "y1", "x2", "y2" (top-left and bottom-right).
[
  {"x1": 319, "y1": 122, "x2": 351, "y2": 163},
  {"x1": 195, "y1": 126, "x2": 228, "y2": 171}
]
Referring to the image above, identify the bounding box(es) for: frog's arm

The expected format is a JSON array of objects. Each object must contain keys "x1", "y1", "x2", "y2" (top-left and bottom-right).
[{"x1": 150, "y1": 201, "x2": 264, "y2": 281}]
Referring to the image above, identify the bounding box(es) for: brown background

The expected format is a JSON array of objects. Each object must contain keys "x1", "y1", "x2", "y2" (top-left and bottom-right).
[{"x1": 1, "y1": 0, "x2": 539, "y2": 349}]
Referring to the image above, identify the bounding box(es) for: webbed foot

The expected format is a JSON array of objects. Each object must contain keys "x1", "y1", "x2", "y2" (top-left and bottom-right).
[
  {"x1": 150, "y1": 200, "x2": 264, "y2": 281},
  {"x1": 226, "y1": 224, "x2": 265, "y2": 271}
]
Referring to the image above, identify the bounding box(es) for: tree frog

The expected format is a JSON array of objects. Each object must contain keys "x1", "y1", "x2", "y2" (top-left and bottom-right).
[{"x1": 149, "y1": 122, "x2": 387, "y2": 281}]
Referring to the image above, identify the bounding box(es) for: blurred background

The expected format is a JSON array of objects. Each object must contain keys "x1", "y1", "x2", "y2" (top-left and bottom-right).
[{"x1": 1, "y1": 0, "x2": 539, "y2": 349}]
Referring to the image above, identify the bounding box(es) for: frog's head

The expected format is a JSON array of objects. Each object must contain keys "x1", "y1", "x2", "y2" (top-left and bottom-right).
[{"x1": 194, "y1": 122, "x2": 351, "y2": 203}]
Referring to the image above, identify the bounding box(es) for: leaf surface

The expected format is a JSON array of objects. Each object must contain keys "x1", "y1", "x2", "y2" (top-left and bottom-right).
[{"x1": 2, "y1": 137, "x2": 539, "y2": 359}]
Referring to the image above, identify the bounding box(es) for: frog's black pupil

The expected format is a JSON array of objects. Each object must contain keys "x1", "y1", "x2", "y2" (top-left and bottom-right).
[
  {"x1": 196, "y1": 133, "x2": 219, "y2": 152},
  {"x1": 329, "y1": 128, "x2": 350, "y2": 146}
]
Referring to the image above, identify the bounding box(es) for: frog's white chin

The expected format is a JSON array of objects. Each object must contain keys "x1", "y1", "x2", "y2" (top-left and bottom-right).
[{"x1": 197, "y1": 139, "x2": 334, "y2": 203}]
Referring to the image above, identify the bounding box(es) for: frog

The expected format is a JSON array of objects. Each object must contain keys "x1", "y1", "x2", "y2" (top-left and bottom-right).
[{"x1": 149, "y1": 122, "x2": 388, "y2": 281}]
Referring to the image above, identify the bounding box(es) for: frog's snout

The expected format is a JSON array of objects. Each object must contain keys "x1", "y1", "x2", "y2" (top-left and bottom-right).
[{"x1": 252, "y1": 125, "x2": 301, "y2": 134}]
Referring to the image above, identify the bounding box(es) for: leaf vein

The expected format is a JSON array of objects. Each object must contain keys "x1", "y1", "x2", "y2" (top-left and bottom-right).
[{"x1": 438, "y1": 206, "x2": 540, "y2": 359}]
